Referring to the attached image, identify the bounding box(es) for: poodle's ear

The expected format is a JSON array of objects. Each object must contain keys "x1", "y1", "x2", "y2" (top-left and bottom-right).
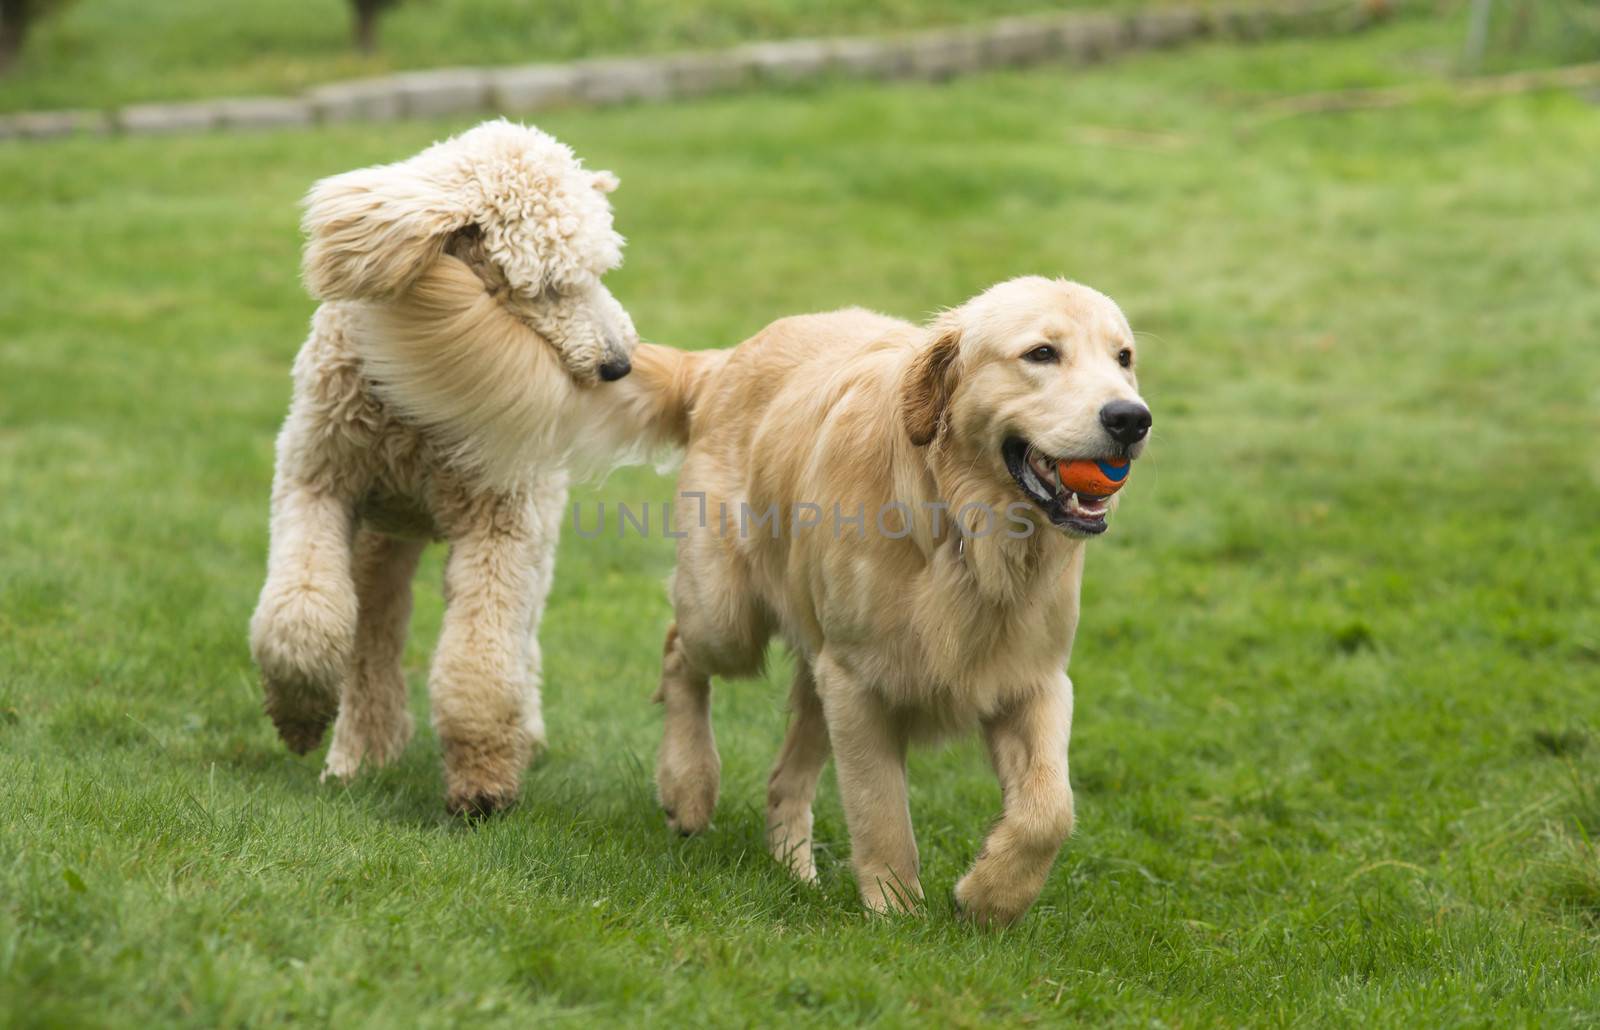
[
  {"x1": 590, "y1": 170, "x2": 620, "y2": 194},
  {"x1": 301, "y1": 166, "x2": 469, "y2": 302},
  {"x1": 902, "y1": 324, "x2": 962, "y2": 447}
]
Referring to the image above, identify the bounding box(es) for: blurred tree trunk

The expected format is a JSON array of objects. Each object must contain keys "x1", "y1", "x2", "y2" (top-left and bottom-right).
[
  {"x1": 1465, "y1": 0, "x2": 1495, "y2": 69},
  {"x1": 0, "y1": 0, "x2": 28, "y2": 75},
  {"x1": 352, "y1": 0, "x2": 383, "y2": 55}
]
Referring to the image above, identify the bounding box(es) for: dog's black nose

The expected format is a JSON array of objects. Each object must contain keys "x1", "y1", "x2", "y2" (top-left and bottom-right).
[
  {"x1": 598, "y1": 357, "x2": 632, "y2": 382},
  {"x1": 1099, "y1": 400, "x2": 1151, "y2": 445}
]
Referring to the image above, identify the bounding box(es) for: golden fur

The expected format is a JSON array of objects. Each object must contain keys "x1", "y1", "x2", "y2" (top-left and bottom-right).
[
  {"x1": 622, "y1": 278, "x2": 1151, "y2": 924},
  {"x1": 249, "y1": 121, "x2": 653, "y2": 815}
]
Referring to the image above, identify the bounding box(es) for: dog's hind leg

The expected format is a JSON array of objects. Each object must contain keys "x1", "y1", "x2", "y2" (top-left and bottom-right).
[
  {"x1": 322, "y1": 530, "x2": 426, "y2": 783},
  {"x1": 516, "y1": 477, "x2": 568, "y2": 758},
  {"x1": 766, "y1": 658, "x2": 829, "y2": 882},
  {"x1": 653, "y1": 623, "x2": 721, "y2": 835},
  {"x1": 250, "y1": 470, "x2": 359, "y2": 755},
  {"x1": 656, "y1": 516, "x2": 772, "y2": 836},
  {"x1": 430, "y1": 489, "x2": 550, "y2": 817}
]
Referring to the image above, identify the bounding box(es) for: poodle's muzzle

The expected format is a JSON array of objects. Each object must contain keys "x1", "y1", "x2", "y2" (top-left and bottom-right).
[{"x1": 599, "y1": 328, "x2": 633, "y2": 381}]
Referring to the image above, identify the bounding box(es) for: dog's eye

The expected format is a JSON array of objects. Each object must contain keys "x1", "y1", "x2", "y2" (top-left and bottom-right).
[
  {"x1": 1117, "y1": 348, "x2": 1133, "y2": 369},
  {"x1": 1023, "y1": 345, "x2": 1058, "y2": 364}
]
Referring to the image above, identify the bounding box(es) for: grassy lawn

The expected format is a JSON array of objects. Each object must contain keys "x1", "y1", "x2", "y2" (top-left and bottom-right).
[
  {"x1": 0, "y1": 0, "x2": 1276, "y2": 113},
  {"x1": 3, "y1": 16, "x2": 1599, "y2": 1026}
]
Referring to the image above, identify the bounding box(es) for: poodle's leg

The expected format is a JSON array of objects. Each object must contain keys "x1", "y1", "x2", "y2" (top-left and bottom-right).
[
  {"x1": 517, "y1": 475, "x2": 569, "y2": 757},
  {"x1": 322, "y1": 530, "x2": 426, "y2": 783},
  {"x1": 654, "y1": 623, "x2": 721, "y2": 835},
  {"x1": 249, "y1": 468, "x2": 359, "y2": 755},
  {"x1": 766, "y1": 659, "x2": 829, "y2": 882},
  {"x1": 815, "y1": 651, "x2": 922, "y2": 914},
  {"x1": 431, "y1": 494, "x2": 544, "y2": 817}
]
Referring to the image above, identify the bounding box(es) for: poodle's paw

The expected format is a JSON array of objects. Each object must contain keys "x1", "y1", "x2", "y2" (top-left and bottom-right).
[
  {"x1": 259, "y1": 674, "x2": 338, "y2": 754},
  {"x1": 321, "y1": 706, "x2": 413, "y2": 782},
  {"x1": 656, "y1": 748, "x2": 720, "y2": 836},
  {"x1": 520, "y1": 703, "x2": 547, "y2": 757},
  {"x1": 439, "y1": 726, "x2": 530, "y2": 819},
  {"x1": 250, "y1": 582, "x2": 357, "y2": 753},
  {"x1": 320, "y1": 747, "x2": 362, "y2": 784},
  {"x1": 445, "y1": 788, "x2": 519, "y2": 820}
]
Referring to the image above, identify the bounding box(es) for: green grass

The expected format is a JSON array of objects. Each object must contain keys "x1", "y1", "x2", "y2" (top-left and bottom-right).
[
  {"x1": 0, "y1": 0, "x2": 1268, "y2": 113},
  {"x1": 4, "y1": 17, "x2": 1600, "y2": 1026}
]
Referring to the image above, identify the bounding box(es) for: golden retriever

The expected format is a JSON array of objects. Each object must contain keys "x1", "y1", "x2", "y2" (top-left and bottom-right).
[{"x1": 622, "y1": 276, "x2": 1152, "y2": 924}]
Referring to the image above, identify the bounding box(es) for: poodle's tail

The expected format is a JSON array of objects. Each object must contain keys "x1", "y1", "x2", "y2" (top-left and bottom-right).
[{"x1": 606, "y1": 342, "x2": 729, "y2": 450}]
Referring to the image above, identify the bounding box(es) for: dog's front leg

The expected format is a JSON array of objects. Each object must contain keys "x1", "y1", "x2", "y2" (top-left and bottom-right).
[
  {"x1": 430, "y1": 490, "x2": 550, "y2": 816},
  {"x1": 249, "y1": 463, "x2": 360, "y2": 755},
  {"x1": 954, "y1": 674, "x2": 1075, "y2": 926},
  {"x1": 816, "y1": 652, "x2": 922, "y2": 914}
]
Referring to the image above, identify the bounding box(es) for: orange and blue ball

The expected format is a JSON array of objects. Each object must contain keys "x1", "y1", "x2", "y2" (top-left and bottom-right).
[{"x1": 1056, "y1": 457, "x2": 1130, "y2": 497}]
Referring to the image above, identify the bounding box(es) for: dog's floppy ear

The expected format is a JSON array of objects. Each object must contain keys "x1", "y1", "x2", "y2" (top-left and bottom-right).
[
  {"x1": 301, "y1": 166, "x2": 470, "y2": 302},
  {"x1": 902, "y1": 324, "x2": 961, "y2": 447}
]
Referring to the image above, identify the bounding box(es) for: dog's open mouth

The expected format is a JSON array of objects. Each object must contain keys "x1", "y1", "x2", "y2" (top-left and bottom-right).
[{"x1": 1002, "y1": 438, "x2": 1114, "y2": 536}]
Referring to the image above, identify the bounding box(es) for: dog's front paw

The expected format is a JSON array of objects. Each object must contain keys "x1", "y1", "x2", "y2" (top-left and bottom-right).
[
  {"x1": 656, "y1": 751, "x2": 719, "y2": 835},
  {"x1": 438, "y1": 724, "x2": 531, "y2": 818},
  {"x1": 261, "y1": 684, "x2": 338, "y2": 755},
  {"x1": 952, "y1": 869, "x2": 1032, "y2": 928},
  {"x1": 250, "y1": 584, "x2": 357, "y2": 753},
  {"x1": 445, "y1": 789, "x2": 519, "y2": 819}
]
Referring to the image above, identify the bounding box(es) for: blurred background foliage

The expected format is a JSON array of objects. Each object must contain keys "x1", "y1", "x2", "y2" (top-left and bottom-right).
[
  {"x1": 1472, "y1": 0, "x2": 1600, "y2": 67},
  {"x1": 0, "y1": 0, "x2": 1284, "y2": 110},
  {"x1": 2, "y1": 0, "x2": 1596, "y2": 112}
]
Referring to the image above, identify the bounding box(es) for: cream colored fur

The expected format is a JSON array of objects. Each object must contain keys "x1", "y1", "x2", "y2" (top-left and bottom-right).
[
  {"x1": 249, "y1": 121, "x2": 653, "y2": 815},
  {"x1": 627, "y1": 278, "x2": 1151, "y2": 924}
]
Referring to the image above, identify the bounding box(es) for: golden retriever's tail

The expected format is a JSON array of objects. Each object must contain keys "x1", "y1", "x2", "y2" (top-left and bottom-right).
[
  {"x1": 345, "y1": 253, "x2": 723, "y2": 482},
  {"x1": 605, "y1": 342, "x2": 729, "y2": 449}
]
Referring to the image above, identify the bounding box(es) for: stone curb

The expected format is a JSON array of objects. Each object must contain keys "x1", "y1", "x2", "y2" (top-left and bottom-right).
[
  {"x1": 394, "y1": 68, "x2": 492, "y2": 117},
  {"x1": 216, "y1": 96, "x2": 316, "y2": 131},
  {"x1": 490, "y1": 64, "x2": 582, "y2": 112},
  {"x1": 573, "y1": 57, "x2": 675, "y2": 105},
  {"x1": 0, "y1": 108, "x2": 111, "y2": 140},
  {"x1": 308, "y1": 79, "x2": 404, "y2": 123},
  {"x1": 117, "y1": 101, "x2": 222, "y2": 134},
  {"x1": 0, "y1": 2, "x2": 1371, "y2": 142}
]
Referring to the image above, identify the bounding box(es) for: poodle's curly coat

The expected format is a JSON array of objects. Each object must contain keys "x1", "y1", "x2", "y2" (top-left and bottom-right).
[{"x1": 249, "y1": 121, "x2": 647, "y2": 814}]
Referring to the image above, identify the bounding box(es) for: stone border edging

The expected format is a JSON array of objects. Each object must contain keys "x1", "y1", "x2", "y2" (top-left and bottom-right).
[{"x1": 0, "y1": 2, "x2": 1373, "y2": 141}]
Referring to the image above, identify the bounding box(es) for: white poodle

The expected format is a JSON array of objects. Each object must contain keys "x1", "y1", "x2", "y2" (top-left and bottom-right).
[{"x1": 249, "y1": 120, "x2": 646, "y2": 815}]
